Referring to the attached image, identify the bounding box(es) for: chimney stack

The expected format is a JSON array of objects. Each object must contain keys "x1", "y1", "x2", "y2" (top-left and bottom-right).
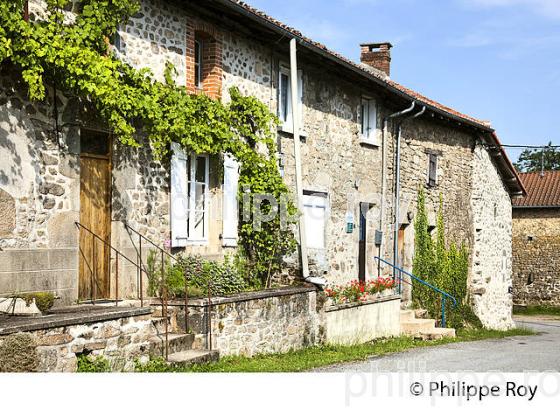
[{"x1": 360, "y1": 42, "x2": 393, "y2": 76}]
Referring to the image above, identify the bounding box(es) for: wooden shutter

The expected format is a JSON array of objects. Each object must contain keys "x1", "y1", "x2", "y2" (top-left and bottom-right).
[
  {"x1": 298, "y1": 69, "x2": 303, "y2": 129},
  {"x1": 170, "y1": 143, "x2": 189, "y2": 247},
  {"x1": 222, "y1": 154, "x2": 239, "y2": 247}
]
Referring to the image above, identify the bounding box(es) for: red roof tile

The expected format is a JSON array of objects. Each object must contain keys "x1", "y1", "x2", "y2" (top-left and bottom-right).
[{"x1": 513, "y1": 171, "x2": 560, "y2": 207}]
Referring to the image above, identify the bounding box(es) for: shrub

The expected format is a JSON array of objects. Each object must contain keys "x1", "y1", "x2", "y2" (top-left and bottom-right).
[
  {"x1": 146, "y1": 251, "x2": 250, "y2": 299},
  {"x1": 412, "y1": 190, "x2": 481, "y2": 329},
  {"x1": 0, "y1": 333, "x2": 38, "y2": 372},
  {"x1": 76, "y1": 354, "x2": 111, "y2": 373},
  {"x1": 20, "y1": 292, "x2": 55, "y2": 314}
]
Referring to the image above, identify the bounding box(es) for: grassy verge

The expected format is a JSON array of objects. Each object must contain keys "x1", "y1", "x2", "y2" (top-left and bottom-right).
[
  {"x1": 513, "y1": 305, "x2": 560, "y2": 317},
  {"x1": 134, "y1": 327, "x2": 534, "y2": 373}
]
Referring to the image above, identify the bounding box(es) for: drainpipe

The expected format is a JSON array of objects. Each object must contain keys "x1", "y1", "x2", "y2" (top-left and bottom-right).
[
  {"x1": 379, "y1": 102, "x2": 416, "y2": 277},
  {"x1": 289, "y1": 39, "x2": 326, "y2": 288},
  {"x1": 392, "y1": 104, "x2": 426, "y2": 292}
]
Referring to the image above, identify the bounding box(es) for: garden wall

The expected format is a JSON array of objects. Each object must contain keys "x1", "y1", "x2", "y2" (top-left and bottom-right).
[
  {"x1": 325, "y1": 295, "x2": 401, "y2": 345},
  {"x1": 0, "y1": 306, "x2": 155, "y2": 372},
  {"x1": 170, "y1": 286, "x2": 402, "y2": 357}
]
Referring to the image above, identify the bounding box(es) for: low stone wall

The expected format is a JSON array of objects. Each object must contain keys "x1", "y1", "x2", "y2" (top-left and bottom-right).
[
  {"x1": 180, "y1": 287, "x2": 325, "y2": 357},
  {"x1": 0, "y1": 306, "x2": 155, "y2": 372},
  {"x1": 167, "y1": 286, "x2": 402, "y2": 357},
  {"x1": 325, "y1": 295, "x2": 401, "y2": 345}
]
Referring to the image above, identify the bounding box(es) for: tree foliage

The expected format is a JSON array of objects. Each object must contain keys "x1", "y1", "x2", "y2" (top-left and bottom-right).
[
  {"x1": 514, "y1": 142, "x2": 560, "y2": 172},
  {"x1": 0, "y1": 0, "x2": 297, "y2": 283},
  {"x1": 412, "y1": 189, "x2": 481, "y2": 329}
]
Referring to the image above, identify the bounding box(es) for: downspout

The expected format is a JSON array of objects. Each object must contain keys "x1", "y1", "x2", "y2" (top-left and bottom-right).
[
  {"x1": 289, "y1": 38, "x2": 326, "y2": 287},
  {"x1": 379, "y1": 101, "x2": 416, "y2": 277},
  {"x1": 392, "y1": 104, "x2": 425, "y2": 292}
]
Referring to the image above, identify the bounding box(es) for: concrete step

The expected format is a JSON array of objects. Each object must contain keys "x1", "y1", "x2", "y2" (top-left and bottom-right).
[
  {"x1": 149, "y1": 333, "x2": 195, "y2": 356},
  {"x1": 416, "y1": 327, "x2": 456, "y2": 341},
  {"x1": 167, "y1": 350, "x2": 219, "y2": 366},
  {"x1": 400, "y1": 318, "x2": 436, "y2": 335},
  {"x1": 400, "y1": 310, "x2": 416, "y2": 322}
]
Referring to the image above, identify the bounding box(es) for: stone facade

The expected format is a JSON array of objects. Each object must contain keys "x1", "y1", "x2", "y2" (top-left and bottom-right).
[
  {"x1": 512, "y1": 208, "x2": 560, "y2": 307},
  {"x1": 470, "y1": 145, "x2": 514, "y2": 329},
  {"x1": 0, "y1": 0, "x2": 520, "y2": 330}
]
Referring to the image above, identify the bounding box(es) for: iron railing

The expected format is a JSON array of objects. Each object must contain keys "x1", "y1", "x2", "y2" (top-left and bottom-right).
[
  {"x1": 374, "y1": 256, "x2": 457, "y2": 328},
  {"x1": 122, "y1": 223, "x2": 214, "y2": 351}
]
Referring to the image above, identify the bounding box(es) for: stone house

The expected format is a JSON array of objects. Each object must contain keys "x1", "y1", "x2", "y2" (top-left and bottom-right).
[
  {"x1": 0, "y1": 0, "x2": 524, "y2": 329},
  {"x1": 512, "y1": 171, "x2": 560, "y2": 307}
]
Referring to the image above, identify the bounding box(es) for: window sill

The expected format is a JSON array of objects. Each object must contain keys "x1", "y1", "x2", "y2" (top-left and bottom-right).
[
  {"x1": 278, "y1": 124, "x2": 308, "y2": 139},
  {"x1": 358, "y1": 138, "x2": 380, "y2": 148}
]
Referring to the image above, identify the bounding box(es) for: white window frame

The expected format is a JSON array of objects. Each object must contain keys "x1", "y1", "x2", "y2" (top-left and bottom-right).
[
  {"x1": 302, "y1": 191, "x2": 329, "y2": 249},
  {"x1": 278, "y1": 65, "x2": 303, "y2": 134},
  {"x1": 359, "y1": 97, "x2": 379, "y2": 145},
  {"x1": 170, "y1": 143, "x2": 210, "y2": 247}
]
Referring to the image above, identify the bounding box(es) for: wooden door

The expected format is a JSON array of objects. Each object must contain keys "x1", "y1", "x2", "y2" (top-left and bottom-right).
[
  {"x1": 358, "y1": 203, "x2": 367, "y2": 283},
  {"x1": 398, "y1": 227, "x2": 405, "y2": 268},
  {"x1": 78, "y1": 131, "x2": 112, "y2": 301}
]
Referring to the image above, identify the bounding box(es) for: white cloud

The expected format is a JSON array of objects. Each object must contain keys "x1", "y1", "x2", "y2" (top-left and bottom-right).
[{"x1": 460, "y1": 0, "x2": 560, "y2": 19}]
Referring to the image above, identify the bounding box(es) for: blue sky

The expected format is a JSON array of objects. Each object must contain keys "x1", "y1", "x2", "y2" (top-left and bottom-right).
[{"x1": 248, "y1": 0, "x2": 560, "y2": 161}]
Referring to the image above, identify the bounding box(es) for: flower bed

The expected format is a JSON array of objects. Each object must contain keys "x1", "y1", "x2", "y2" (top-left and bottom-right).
[{"x1": 325, "y1": 278, "x2": 396, "y2": 305}]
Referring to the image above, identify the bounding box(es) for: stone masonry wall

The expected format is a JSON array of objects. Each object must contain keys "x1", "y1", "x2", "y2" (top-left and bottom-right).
[
  {"x1": 470, "y1": 144, "x2": 514, "y2": 329},
  {"x1": 512, "y1": 208, "x2": 560, "y2": 306},
  {"x1": 0, "y1": 309, "x2": 156, "y2": 372}
]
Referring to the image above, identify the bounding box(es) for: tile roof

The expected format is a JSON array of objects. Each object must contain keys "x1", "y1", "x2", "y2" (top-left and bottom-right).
[{"x1": 513, "y1": 171, "x2": 560, "y2": 208}]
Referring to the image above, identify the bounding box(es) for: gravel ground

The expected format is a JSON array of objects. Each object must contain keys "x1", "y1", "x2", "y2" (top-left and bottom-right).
[{"x1": 316, "y1": 318, "x2": 560, "y2": 372}]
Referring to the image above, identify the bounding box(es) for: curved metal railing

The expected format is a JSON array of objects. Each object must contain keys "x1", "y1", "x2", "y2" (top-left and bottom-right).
[{"x1": 374, "y1": 256, "x2": 457, "y2": 328}]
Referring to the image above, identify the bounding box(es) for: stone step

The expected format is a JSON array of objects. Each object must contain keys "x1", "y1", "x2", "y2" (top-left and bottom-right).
[
  {"x1": 416, "y1": 327, "x2": 456, "y2": 341},
  {"x1": 400, "y1": 318, "x2": 436, "y2": 335},
  {"x1": 151, "y1": 315, "x2": 173, "y2": 334},
  {"x1": 167, "y1": 350, "x2": 219, "y2": 366},
  {"x1": 149, "y1": 333, "x2": 195, "y2": 356}
]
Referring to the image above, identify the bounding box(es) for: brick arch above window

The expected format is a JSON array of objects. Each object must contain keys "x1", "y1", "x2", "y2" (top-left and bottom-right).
[{"x1": 186, "y1": 17, "x2": 223, "y2": 99}]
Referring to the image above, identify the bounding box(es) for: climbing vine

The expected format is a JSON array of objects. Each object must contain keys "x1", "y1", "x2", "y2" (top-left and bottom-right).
[
  {"x1": 0, "y1": 0, "x2": 297, "y2": 283},
  {"x1": 412, "y1": 189, "x2": 481, "y2": 329}
]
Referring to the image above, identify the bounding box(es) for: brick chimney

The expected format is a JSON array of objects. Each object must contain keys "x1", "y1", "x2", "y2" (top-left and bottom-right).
[{"x1": 360, "y1": 42, "x2": 393, "y2": 76}]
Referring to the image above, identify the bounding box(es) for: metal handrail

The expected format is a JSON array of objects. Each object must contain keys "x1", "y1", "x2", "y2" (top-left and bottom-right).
[
  {"x1": 374, "y1": 256, "x2": 457, "y2": 328},
  {"x1": 123, "y1": 222, "x2": 192, "y2": 352},
  {"x1": 75, "y1": 222, "x2": 147, "y2": 307}
]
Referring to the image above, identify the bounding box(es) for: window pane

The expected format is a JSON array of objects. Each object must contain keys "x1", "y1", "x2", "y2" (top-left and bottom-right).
[
  {"x1": 280, "y1": 73, "x2": 289, "y2": 122},
  {"x1": 195, "y1": 156, "x2": 206, "y2": 183},
  {"x1": 195, "y1": 40, "x2": 202, "y2": 87},
  {"x1": 361, "y1": 100, "x2": 369, "y2": 136}
]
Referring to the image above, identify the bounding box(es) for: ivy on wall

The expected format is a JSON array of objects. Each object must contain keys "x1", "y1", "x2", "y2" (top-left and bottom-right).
[
  {"x1": 412, "y1": 189, "x2": 481, "y2": 329},
  {"x1": 0, "y1": 0, "x2": 297, "y2": 283}
]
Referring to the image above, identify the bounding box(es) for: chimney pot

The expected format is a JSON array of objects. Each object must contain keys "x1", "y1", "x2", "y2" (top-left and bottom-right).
[{"x1": 360, "y1": 42, "x2": 393, "y2": 76}]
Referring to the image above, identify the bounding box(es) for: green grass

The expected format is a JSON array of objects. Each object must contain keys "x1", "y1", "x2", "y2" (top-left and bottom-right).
[
  {"x1": 134, "y1": 327, "x2": 535, "y2": 373},
  {"x1": 513, "y1": 305, "x2": 560, "y2": 317}
]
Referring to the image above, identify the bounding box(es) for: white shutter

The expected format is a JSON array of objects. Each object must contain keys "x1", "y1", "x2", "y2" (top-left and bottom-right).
[
  {"x1": 222, "y1": 154, "x2": 239, "y2": 247},
  {"x1": 170, "y1": 143, "x2": 189, "y2": 247}
]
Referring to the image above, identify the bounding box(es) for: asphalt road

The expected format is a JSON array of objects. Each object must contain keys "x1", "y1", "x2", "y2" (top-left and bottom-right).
[{"x1": 317, "y1": 317, "x2": 560, "y2": 372}]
